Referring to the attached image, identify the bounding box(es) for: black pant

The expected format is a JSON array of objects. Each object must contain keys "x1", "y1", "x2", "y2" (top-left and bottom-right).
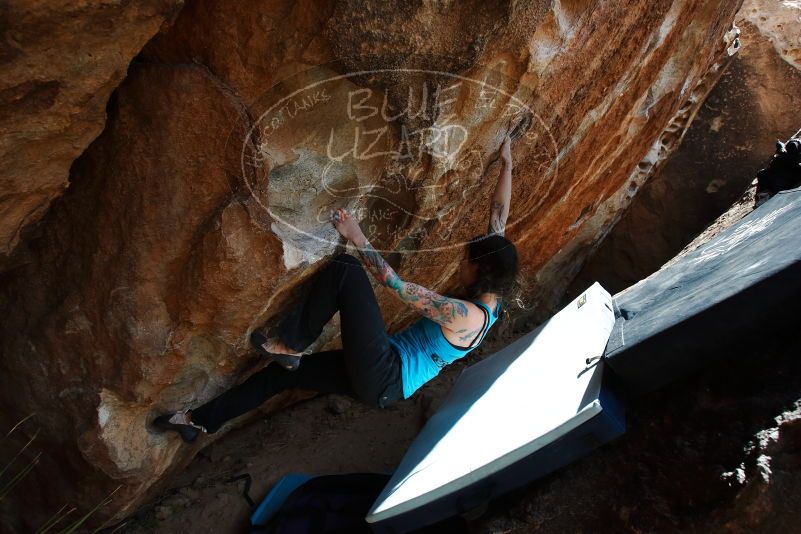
[{"x1": 192, "y1": 254, "x2": 404, "y2": 433}]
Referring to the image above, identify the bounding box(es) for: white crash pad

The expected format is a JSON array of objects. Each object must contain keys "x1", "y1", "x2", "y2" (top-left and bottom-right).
[{"x1": 367, "y1": 283, "x2": 621, "y2": 529}]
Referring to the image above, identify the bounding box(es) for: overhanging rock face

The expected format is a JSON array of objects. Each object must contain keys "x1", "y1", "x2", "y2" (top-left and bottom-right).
[{"x1": 0, "y1": 0, "x2": 742, "y2": 528}]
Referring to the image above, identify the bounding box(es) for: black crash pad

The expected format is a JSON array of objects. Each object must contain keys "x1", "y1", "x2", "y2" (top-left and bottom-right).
[{"x1": 603, "y1": 187, "x2": 801, "y2": 394}]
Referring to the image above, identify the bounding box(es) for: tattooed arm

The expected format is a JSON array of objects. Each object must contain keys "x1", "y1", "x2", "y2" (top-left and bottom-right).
[
  {"x1": 331, "y1": 207, "x2": 476, "y2": 331},
  {"x1": 356, "y1": 239, "x2": 472, "y2": 328},
  {"x1": 488, "y1": 135, "x2": 512, "y2": 236}
]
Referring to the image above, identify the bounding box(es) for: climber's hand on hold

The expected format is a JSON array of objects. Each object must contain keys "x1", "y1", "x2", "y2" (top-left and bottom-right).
[{"x1": 332, "y1": 208, "x2": 366, "y2": 246}]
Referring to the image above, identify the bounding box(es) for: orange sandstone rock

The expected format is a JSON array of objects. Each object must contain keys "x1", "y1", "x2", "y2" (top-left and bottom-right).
[
  {"x1": 0, "y1": 0, "x2": 183, "y2": 263},
  {"x1": 0, "y1": 0, "x2": 742, "y2": 528}
]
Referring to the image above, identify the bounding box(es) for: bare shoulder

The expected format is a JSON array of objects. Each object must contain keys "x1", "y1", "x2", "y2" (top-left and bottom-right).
[{"x1": 440, "y1": 298, "x2": 488, "y2": 332}]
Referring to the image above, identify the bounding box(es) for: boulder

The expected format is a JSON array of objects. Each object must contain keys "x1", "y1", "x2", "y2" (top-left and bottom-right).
[{"x1": 0, "y1": 0, "x2": 743, "y2": 528}]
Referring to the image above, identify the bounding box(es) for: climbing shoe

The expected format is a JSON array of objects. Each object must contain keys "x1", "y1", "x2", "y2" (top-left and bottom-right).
[
  {"x1": 250, "y1": 331, "x2": 303, "y2": 371},
  {"x1": 153, "y1": 411, "x2": 206, "y2": 444}
]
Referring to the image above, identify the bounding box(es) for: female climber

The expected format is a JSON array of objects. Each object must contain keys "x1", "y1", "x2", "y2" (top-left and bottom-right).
[{"x1": 154, "y1": 135, "x2": 519, "y2": 443}]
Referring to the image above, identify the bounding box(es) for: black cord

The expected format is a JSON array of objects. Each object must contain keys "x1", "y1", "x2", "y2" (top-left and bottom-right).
[{"x1": 228, "y1": 473, "x2": 255, "y2": 508}]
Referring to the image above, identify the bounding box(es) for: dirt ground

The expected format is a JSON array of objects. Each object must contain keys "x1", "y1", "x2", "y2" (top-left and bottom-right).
[{"x1": 119, "y1": 327, "x2": 520, "y2": 533}]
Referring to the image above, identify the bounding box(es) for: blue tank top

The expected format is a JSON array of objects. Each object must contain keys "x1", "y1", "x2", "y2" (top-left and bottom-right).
[{"x1": 389, "y1": 299, "x2": 501, "y2": 399}]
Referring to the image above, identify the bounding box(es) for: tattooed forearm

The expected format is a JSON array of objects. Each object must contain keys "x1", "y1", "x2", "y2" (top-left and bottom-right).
[
  {"x1": 355, "y1": 240, "x2": 469, "y2": 327},
  {"x1": 356, "y1": 240, "x2": 401, "y2": 290}
]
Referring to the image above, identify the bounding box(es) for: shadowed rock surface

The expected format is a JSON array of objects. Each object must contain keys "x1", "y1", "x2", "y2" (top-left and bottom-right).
[
  {"x1": 479, "y1": 333, "x2": 801, "y2": 533},
  {"x1": 0, "y1": 0, "x2": 184, "y2": 262},
  {"x1": 568, "y1": 4, "x2": 801, "y2": 297}
]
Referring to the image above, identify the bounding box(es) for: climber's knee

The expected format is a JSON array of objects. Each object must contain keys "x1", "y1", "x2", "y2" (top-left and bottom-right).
[
  {"x1": 332, "y1": 252, "x2": 360, "y2": 266},
  {"x1": 324, "y1": 253, "x2": 367, "y2": 290},
  {"x1": 330, "y1": 253, "x2": 365, "y2": 279}
]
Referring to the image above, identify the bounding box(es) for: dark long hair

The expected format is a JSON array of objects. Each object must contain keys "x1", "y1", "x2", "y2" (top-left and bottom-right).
[{"x1": 463, "y1": 234, "x2": 519, "y2": 300}]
